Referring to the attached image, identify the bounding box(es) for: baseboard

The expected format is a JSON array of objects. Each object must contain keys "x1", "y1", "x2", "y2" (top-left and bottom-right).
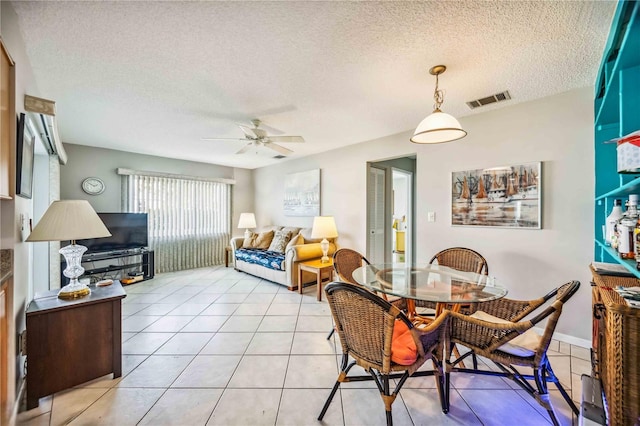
[
  {"x1": 533, "y1": 327, "x2": 591, "y2": 349},
  {"x1": 9, "y1": 378, "x2": 26, "y2": 425}
]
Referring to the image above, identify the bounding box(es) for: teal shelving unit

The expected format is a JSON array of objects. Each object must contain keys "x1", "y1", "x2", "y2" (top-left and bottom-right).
[{"x1": 594, "y1": 1, "x2": 640, "y2": 278}]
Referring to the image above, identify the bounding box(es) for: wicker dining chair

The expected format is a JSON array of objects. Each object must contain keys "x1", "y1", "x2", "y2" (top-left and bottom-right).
[
  {"x1": 333, "y1": 248, "x2": 404, "y2": 307},
  {"x1": 328, "y1": 248, "x2": 406, "y2": 340},
  {"x1": 446, "y1": 280, "x2": 581, "y2": 426},
  {"x1": 319, "y1": 282, "x2": 450, "y2": 426},
  {"x1": 333, "y1": 248, "x2": 372, "y2": 285},
  {"x1": 416, "y1": 246, "x2": 489, "y2": 314}
]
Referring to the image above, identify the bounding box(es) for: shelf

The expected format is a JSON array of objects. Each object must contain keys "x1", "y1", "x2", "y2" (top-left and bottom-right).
[
  {"x1": 61, "y1": 249, "x2": 154, "y2": 282},
  {"x1": 84, "y1": 262, "x2": 144, "y2": 276},
  {"x1": 595, "y1": 176, "x2": 640, "y2": 200},
  {"x1": 594, "y1": 238, "x2": 640, "y2": 279},
  {"x1": 595, "y1": 3, "x2": 640, "y2": 126},
  {"x1": 81, "y1": 249, "x2": 149, "y2": 262}
]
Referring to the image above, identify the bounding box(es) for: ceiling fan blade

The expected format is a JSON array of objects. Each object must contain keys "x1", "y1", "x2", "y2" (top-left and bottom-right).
[
  {"x1": 201, "y1": 137, "x2": 248, "y2": 142},
  {"x1": 264, "y1": 142, "x2": 293, "y2": 155},
  {"x1": 258, "y1": 122, "x2": 285, "y2": 135},
  {"x1": 236, "y1": 143, "x2": 253, "y2": 154},
  {"x1": 267, "y1": 136, "x2": 305, "y2": 143},
  {"x1": 238, "y1": 124, "x2": 259, "y2": 139}
]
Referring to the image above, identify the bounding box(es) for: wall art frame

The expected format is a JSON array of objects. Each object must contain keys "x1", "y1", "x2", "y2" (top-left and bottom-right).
[
  {"x1": 451, "y1": 161, "x2": 541, "y2": 229},
  {"x1": 284, "y1": 169, "x2": 320, "y2": 217}
]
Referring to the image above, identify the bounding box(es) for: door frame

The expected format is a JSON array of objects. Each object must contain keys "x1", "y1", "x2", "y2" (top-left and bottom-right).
[{"x1": 366, "y1": 156, "x2": 416, "y2": 265}]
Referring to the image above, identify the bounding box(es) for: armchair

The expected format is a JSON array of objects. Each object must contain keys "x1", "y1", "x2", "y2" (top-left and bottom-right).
[{"x1": 446, "y1": 280, "x2": 580, "y2": 426}]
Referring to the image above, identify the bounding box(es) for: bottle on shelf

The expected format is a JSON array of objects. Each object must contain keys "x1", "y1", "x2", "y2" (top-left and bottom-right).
[
  {"x1": 606, "y1": 199, "x2": 624, "y2": 246},
  {"x1": 635, "y1": 221, "x2": 640, "y2": 270},
  {"x1": 617, "y1": 194, "x2": 639, "y2": 259}
]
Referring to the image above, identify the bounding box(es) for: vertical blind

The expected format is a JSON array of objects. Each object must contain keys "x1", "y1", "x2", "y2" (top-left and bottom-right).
[{"x1": 123, "y1": 174, "x2": 231, "y2": 273}]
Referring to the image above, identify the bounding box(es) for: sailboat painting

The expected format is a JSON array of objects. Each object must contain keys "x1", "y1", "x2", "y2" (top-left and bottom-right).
[
  {"x1": 451, "y1": 162, "x2": 541, "y2": 228},
  {"x1": 284, "y1": 169, "x2": 321, "y2": 217}
]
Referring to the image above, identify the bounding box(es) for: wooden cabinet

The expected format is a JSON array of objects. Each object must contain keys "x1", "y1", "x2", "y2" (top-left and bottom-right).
[
  {"x1": 590, "y1": 267, "x2": 640, "y2": 425},
  {"x1": 0, "y1": 39, "x2": 14, "y2": 200},
  {"x1": 594, "y1": 1, "x2": 640, "y2": 277},
  {"x1": 26, "y1": 282, "x2": 126, "y2": 409}
]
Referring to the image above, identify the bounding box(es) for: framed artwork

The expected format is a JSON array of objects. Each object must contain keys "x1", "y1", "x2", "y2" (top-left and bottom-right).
[
  {"x1": 451, "y1": 162, "x2": 541, "y2": 229},
  {"x1": 16, "y1": 113, "x2": 35, "y2": 199},
  {"x1": 284, "y1": 169, "x2": 320, "y2": 216}
]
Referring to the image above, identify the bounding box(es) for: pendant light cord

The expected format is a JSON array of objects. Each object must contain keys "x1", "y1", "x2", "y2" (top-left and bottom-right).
[{"x1": 433, "y1": 73, "x2": 444, "y2": 112}]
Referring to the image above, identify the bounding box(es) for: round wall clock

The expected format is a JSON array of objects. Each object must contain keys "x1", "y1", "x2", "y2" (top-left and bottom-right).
[{"x1": 81, "y1": 177, "x2": 105, "y2": 195}]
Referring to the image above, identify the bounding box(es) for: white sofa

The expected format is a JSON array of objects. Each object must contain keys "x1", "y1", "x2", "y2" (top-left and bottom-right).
[{"x1": 230, "y1": 225, "x2": 337, "y2": 290}]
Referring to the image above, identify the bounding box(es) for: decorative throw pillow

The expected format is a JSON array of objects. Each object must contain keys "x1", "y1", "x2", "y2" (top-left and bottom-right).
[
  {"x1": 242, "y1": 232, "x2": 256, "y2": 248},
  {"x1": 268, "y1": 230, "x2": 292, "y2": 253},
  {"x1": 285, "y1": 233, "x2": 303, "y2": 251},
  {"x1": 242, "y1": 230, "x2": 275, "y2": 249},
  {"x1": 469, "y1": 310, "x2": 541, "y2": 357},
  {"x1": 253, "y1": 230, "x2": 274, "y2": 249},
  {"x1": 391, "y1": 319, "x2": 418, "y2": 365}
]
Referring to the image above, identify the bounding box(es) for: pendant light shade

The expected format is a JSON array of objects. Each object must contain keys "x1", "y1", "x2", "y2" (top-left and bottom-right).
[
  {"x1": 410, "y1": 65, "x2": 467, "y2": 144},
  {"x1": 411, "y1": 110, "x2": 467, "y2": 144}
]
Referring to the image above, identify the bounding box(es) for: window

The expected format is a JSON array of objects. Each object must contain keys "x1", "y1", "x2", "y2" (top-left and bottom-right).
[{"x1": 122, "y1": 171, "x2": 231, "y2": 273}]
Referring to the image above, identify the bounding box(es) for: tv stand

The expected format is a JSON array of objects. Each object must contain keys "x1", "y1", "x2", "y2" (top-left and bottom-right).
[{"x1": 60, "y1": 249, "x2": 154, "y2": 285}]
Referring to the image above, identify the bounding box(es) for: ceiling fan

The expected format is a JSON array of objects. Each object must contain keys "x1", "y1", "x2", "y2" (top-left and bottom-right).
[{"x1": 201, "y1": 119, "x2": 305, "y2": 155}]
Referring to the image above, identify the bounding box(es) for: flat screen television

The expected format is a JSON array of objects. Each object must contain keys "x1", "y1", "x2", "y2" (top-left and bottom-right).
[{"x1": 76, "y1": 213, "x2": 148, "y2": 253}]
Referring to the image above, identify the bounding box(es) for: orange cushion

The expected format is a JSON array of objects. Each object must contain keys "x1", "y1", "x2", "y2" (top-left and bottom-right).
[{"x1": 391, "y1": 320, "x2": 418, "y2": 365}]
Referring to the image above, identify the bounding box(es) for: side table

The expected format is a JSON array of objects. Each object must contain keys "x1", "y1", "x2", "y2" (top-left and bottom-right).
[
  {"x1": 26, "y1": 282, "x2": 126, "y2": 409},
  {"x1": 298, "y1": 259, "x2": 334, "y2": 301}
]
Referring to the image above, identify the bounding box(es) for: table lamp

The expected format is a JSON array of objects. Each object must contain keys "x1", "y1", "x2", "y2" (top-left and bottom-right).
[
  {"x1": 311, "y1": 216, "x2": 338, "y2": 263},
  {"x1": 238, "y1": 212, "x2": 257, "y2": 239},
  {"x1": 26, "y1": 200, "x2": 111, "y2": 299}
]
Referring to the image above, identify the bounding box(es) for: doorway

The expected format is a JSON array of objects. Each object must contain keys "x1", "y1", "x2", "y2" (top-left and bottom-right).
[
  {"x1": 366, "y1": 156, "x2": 416, "y2": 264},
  {"x1": 392, "y1": 168, "x2": 412, "y2": 264}
]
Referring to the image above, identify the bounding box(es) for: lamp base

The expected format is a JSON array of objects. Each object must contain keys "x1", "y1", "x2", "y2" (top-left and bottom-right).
[
  {"x1": 59, "y1": 243, "x2": 91, "y2": 300},
  {"x1": 58, "y1": 282, "x2": 91, "y2": 300},
  {"x1": 320, "y1": 238, "x2": 330, "y2": 264}
]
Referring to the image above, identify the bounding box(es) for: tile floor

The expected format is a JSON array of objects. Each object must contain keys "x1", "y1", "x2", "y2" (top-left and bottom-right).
[{"x1": 17, "y1": 266, "x2": 590, "y2": 425}]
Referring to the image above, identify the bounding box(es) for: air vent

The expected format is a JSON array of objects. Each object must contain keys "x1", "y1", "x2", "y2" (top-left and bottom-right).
[
  {"x1": 273, "y1": 155, "x2": 286, "y2": 159},
  {"x1": 466, "y1": 91, "x2": 511, "y2": 109}
]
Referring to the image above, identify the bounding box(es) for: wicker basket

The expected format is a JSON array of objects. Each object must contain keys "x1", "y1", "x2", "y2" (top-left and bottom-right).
[{"x1": 590, "y1": 266, "x2": 640, "y2": 426}]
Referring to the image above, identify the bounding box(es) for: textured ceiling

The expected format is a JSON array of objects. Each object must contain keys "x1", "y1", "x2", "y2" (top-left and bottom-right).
[{"x1": 12, "y1": 1, "x2": 615, "y2": 169}]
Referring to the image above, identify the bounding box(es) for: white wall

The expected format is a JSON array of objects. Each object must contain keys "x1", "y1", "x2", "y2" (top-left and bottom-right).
[
  {"x1": 254, "y1": 87, "x2": 594, "y2": 342},
  {"x1": 60, "y1": 143, "x2": 255, "y2": 237}
]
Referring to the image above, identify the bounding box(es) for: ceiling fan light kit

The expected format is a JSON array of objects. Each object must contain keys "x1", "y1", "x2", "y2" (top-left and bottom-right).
[
  {"x1": 202, "y1": 119, "x2": 304, "y2": 156},
  {"x1": 411, "y1": 65, "x2": 467, "y2": 144}
]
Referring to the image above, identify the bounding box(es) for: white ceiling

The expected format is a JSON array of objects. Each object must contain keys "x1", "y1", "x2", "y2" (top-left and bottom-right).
[{"x1": 12, "y1": 1, "x2": 615, "y2": 170}]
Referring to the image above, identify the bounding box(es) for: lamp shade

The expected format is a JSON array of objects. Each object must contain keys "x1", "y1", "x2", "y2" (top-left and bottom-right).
[
  {"x1": 311, "y1": 216, "x2": 338, "y2": 239},
  {"x1": 237, "y1": 212, "x2": 256, "y2": 229},
  {"x1": 26, "y1": 200, "x2": 111, "y2": 242},
  {"x1": 410, "y1": 111, "x2": 467, "y2": 144}
]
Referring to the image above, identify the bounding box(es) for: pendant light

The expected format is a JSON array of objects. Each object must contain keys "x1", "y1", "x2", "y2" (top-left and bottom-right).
[{"x1": 410, "y1": 65, "x2": 467, "y2": 144}]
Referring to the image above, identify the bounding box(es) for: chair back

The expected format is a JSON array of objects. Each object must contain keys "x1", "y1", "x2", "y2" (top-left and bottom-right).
[
  {"x1": 429, "y1": 247, "x2": 488, "y2": 275},
  {"x1": 325, "y1": 281, "x2": 411, "y2": 373},
  {"x1": 528, "y1": 280, "x2": 580, "y2": 360},
  {"x1": 333, "y1": 248, "x2": 371, "y2": 285}
]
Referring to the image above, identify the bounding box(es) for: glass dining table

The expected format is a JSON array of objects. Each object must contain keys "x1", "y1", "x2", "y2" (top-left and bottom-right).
[{"x1": 353, "y1": 263, "x2": 507, "y2": 322}]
